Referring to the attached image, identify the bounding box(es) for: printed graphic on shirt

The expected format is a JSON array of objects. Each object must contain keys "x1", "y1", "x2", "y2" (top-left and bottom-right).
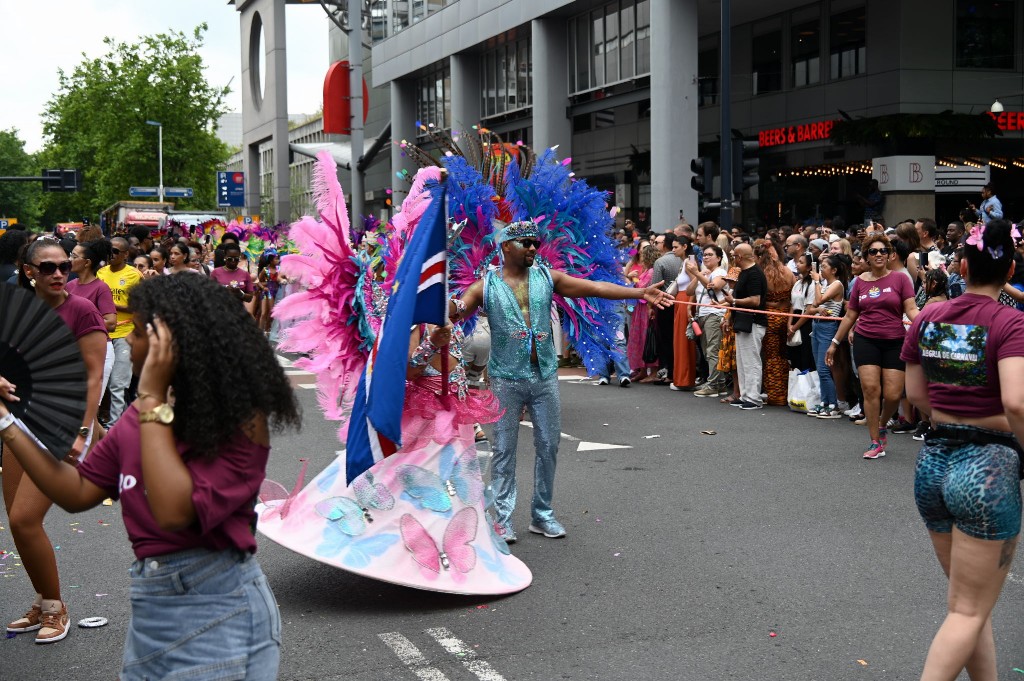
[
  {"x1": 867, "y1": 286, "x2": 881, "y2": 299},
  {"x1": 918, "y1": 322, "x2": 988, "y2": 387}
]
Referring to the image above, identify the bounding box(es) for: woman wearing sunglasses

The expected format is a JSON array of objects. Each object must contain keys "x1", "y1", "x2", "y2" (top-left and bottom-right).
[
  {"x1": 827, "y1": 232, "x2": 918, "y2": 459},
  {"x1": 4, "y1": 238, "x2": 108, "y2": 643}
]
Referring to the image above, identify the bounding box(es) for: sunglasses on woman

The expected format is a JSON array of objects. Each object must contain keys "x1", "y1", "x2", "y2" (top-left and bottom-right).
[
  {"x1": 866, "y1": 248, "x2": 890, "y2": 256},
  {"x1": 32, "y1": 260, "x2": 72, "y2": 275}
]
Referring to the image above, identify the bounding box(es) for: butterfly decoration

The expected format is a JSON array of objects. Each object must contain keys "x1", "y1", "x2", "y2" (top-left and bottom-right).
[
  {"x1": 478, "y1": 545, "x2": 519, "y2": 585},
  {"x1": 315, "y1": 523, "x2": 399, "y2": 570},
  {"x1": 395, "y1": 444, "x2": 483, "y2": 513},
  {"x1": 316, "y1": 457, "x2": 342, "y2": 493},
  {"x1": 314, "y1": 496, "x2": 370, "y2": 536},
  {"x1": 351, "y1": 471, "x2": 396, "y2": 521},
  {"x1": 257, "y1": 459, "x2": 309, "y2": 520},
  {"x1": 400, "y1": 507, "x2": 478, "y2": 574}
]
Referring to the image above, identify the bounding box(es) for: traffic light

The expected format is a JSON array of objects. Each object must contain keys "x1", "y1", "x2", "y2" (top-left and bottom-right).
[
  {"x1": 690, "y1": 157, "x2": 713, "y2": 198},
  {"x1": 731, "y1": 137, "x2": 759, "y2": 197},
  {"x1": 42, "y1": 169, "x2": 81, "y2": 192}
]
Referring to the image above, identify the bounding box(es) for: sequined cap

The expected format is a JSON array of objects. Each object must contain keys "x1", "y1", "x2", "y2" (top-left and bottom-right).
[{"x1": 494, "y1": 219, "x2": 540, "y2": 244}]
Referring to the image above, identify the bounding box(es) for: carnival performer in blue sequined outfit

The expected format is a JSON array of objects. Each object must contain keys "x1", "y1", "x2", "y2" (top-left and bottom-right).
[{"x1": 451, "y1": 221, "x2": 672, "y2": 542}]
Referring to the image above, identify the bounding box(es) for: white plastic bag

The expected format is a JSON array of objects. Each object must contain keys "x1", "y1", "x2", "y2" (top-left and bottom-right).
[{"x1": 787, "y1": 369, "x2": 821, "y2": 413}]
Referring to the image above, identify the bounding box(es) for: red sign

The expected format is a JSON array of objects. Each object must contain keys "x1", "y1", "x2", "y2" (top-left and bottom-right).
[
  {"x1": 758, "y1": 120, "x2": 837, "y2": 148},
  {"x1": 987, "y1": 111, "x2": 1024, "y2": 131},
  {"x1": 323, "y1": 60, "x2": 370, "y2": 135}
]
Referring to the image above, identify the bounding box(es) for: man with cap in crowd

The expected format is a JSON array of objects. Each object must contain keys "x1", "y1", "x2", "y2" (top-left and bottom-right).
[
  {"x1": 451, "y1": 220, "x2": 673, "y2": 543},
  {"x1": 809, "y1": 238, "x2": 829, "y2": 261}
]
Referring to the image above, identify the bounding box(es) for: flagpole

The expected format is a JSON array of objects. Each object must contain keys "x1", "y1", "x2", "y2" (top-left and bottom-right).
[{"x1": 439, "y1": 167, "x2": 451, "y2": 399}]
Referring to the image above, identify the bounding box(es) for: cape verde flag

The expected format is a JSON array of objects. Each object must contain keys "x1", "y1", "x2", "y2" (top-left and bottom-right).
[{"x1": 345, "y1": 185, "x2": 448, "y2": 483}]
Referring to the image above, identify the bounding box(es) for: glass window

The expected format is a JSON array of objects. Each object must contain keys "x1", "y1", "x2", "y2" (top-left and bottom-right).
[
  {"x1": 956, "y1": 0, "x2": 1015, "y2": 69},
  {"x1": 485, "y1": 52, "x2": 495, "y2": 116},
  {"x1": 496, "y1": 46, "x2": 507, "y2": 113},
  {"x1": 575, "y1": 17, "x2": 590, "y2": 91},
  {"x1": 698, "y1": 47, "x2": 718, "y2": 106},
  {"x1": 593, "y1": 11, "x2": 606, "y2": 86},
  {"x1": 621, "y1": 4, "x2": 635, "y2": 79},
  {"x1": 415, "y1": 64, "x2": 450, "y2": 133},
  {"x1": 792, "y1": 19, "x2": 820, "y2": 87},
  {"x1": 752, "y1": 31, "x2": 783, "y2": 94},
  {"x1": 636, "y1": 0, "x2": 650, "y2": 75},
  {"x1": 518, "y1": 41, "x2": 530, "y2": 109},
  {"x1": 830, "y1": 7, "x2": 866, "y2": 79},
  {"x1": 606, "y1": 5, "x2": 620, "y2": 83}
]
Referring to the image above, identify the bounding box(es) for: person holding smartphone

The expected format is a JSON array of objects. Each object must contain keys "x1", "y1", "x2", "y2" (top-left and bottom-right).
[{"x1": 669, "y1": 238, "x2": 698, "y2": 391}]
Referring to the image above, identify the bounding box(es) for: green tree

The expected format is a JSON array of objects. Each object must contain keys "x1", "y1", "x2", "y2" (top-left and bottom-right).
[
  {"x1": 0, "y1": 129, "x2": 42, "y2": 228},
  {"x1": 39, "y1": 25, "x2": 230, "y2": 225}
]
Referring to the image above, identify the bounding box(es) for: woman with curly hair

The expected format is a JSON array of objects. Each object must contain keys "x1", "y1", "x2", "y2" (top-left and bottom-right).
[
  {"x1": 0, "y1": 273, "x2": 299, "y2": 677},
  {"x1": 754, "y1": 238, "x2": 795, "y2": 406},
  {"x1": 4, "y1": 237, "x2": 108, "y2": 643}
]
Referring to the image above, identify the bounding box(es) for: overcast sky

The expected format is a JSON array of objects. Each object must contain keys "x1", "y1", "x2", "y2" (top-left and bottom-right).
[{"x1": 1, "y1": 0, "x2": 330, "y2": 153}]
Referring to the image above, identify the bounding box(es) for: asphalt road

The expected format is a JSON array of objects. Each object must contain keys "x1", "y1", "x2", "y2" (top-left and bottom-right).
[{"x1": 3, "y1": 365, "x2": 1023, "y2": 680}]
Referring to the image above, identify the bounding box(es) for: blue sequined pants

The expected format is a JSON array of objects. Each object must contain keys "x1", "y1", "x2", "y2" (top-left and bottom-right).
[{"x1": 490, "y1": 367, "x2": 561, "y2": 526}]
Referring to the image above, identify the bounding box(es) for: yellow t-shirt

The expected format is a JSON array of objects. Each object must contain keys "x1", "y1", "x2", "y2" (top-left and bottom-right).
[{"x1": 96, "y1": 265, "x2": 143, "y2": 339}]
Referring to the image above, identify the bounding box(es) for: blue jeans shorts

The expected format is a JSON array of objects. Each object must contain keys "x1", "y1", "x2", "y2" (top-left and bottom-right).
[
  {"x1": 121, "y1": 548, "x2": 281, "y2": 681},
  {"x1": 915, "y1": 424, "x2": 1022, "y2": 541}
]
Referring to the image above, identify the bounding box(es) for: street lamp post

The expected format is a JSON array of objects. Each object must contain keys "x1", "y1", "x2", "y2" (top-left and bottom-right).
[{"x1": 145, "y1": 120, "x2": 163, "y2": 203}]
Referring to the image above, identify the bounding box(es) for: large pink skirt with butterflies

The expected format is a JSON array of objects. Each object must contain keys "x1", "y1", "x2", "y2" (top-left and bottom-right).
[{"x1": 256, "y1": 420, "x2": 533, "y2": 595}]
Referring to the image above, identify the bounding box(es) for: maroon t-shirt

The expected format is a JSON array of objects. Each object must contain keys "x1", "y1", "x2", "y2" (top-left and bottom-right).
[
  {"x1": 77, "y1": 405, "x2": 269, "y2": 559},
  {"x1": 901, "y1": 293, "x2": 1024, "y2": 418},
  {"x1": 209, "y1": 266, "x2": 254, "y2": 294},
  {"x1": 66, "y1": 279, "x2": 116, "y2": 318},
  {"x1": 55, "y1": 293, "x2": 108, "y2": 340},
  {"x1": 848, "y1": 271, "x2": 915, "y2": 340}
]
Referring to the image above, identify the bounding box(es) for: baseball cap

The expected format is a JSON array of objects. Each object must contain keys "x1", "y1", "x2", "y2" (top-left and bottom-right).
[{"x1": 810, "y1": 238, "x2": 829, "y2": 251}]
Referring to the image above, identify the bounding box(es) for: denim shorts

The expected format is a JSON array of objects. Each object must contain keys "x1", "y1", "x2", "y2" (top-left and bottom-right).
[
  {"x1": 121, "y1": 549, "x2": 281, "y2": 681},
  {"x1": 915, "y1": 425, "x2": 1022, "y2": 541}
]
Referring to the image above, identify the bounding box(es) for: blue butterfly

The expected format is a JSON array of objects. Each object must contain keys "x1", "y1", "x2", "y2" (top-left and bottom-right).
[
  {"x1": 396, "y1": 444, "x2": 483, "y2": 513},
  {"x1": 316, "y1": 458, "x2": 342, "y2": 493},
  {"x1": 314, "y1": 497, "x2": 368, "y2": 536},
  {"x1": 315, "y1": 523, "x2": 398, "y2": 569},
  {"x1": 479, "y1": 545, "x2": 519, "y2": 585}
]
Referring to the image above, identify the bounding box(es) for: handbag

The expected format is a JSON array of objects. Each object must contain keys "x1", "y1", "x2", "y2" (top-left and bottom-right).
[
  {"x1": 786, "y1": 327, "x2": 802, "y2": 347},
  {"x1": 731, "y1": 312, "x2": 753, "y2": 333},
  {"x1": 642, "y1": 324, "x2": 658, "y2": 363}
]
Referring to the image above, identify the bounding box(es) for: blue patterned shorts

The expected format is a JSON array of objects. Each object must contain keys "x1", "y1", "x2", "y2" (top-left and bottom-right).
[{"x1": 915, "y1": 425, "x2": 1022, "y2": 541}]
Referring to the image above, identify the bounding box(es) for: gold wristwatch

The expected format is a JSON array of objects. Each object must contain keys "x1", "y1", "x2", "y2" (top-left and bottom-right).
[{"x1": 138, "y1": 403, "x2": 174, "y2": 425}]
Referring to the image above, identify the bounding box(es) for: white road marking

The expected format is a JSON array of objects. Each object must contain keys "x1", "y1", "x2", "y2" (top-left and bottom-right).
[
  {"x1": 425, "y1": 627, "x2": 507, "y2": 681},
  {"x1": 284, "y1": 369, "x2": 312, "y2": 375},
  {"x1": 378, "y1": 632, "x2": 451, "y2": 681},
  {"x1": 576, "y1": 441, "x2": 633, "y2": 452},
  {"x1": 520, "y1": 421, "x2": 580, "y2": 441},
  {"x1": 298, "y1": 384, "x2": 318, "y2": 390},
  {"x1": 275, "y1": 354, "x2": 293, "y2": 368}
]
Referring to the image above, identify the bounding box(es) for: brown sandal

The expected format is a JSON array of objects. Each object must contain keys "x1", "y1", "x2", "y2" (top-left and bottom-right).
[{"x1": 720, "y1": 395, "x2": 739, "y2": 404}]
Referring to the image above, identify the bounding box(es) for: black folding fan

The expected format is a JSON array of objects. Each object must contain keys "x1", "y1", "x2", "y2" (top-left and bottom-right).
[{"x1": 0, "y1": 285, "x2": 87, "y2": 460}]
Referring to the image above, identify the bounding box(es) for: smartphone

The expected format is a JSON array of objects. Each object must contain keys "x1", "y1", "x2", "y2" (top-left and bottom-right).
[
  {"x1": 688, "y1": 255, "x2": 697, "y2": 263},
  {"x1": 814, "y1": 261, "x2": 820, "y2": 273},
  {"x1": 864, "y1": 218, "x2": 872, "y2": 228}
]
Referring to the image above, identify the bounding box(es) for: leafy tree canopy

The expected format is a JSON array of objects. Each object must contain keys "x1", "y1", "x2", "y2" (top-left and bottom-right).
[
  {"x1": 39, "y1": 24, "x2": 230, "y2": 225},
  {"x1": 0, "y1": 129, "x2": 42, "y2": 228}
]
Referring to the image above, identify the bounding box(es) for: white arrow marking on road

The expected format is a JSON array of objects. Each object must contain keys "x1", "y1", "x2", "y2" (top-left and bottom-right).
[
  {"x1": 425, "y1": 627, "x2": 507, "y2": 681},
  {"x1": 520, "y1": 421, "x2": 579, "y2": 441},
  {"x1": 378, "y1": 632, "x2": 451, "y2": 681},
  {"x1": 576, "y1": 441, "x2": 633, "y2": 452}
]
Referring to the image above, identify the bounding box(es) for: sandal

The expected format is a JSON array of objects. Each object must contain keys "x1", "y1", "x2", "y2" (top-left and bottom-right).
[{"x1": 720, "y1": 395, "x2": 739, "y2": 404}]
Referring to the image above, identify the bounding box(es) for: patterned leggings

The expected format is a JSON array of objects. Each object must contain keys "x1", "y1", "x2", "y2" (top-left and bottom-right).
[{"x1": 915, "y1": 425, "x2": 1022, "y2": 541}]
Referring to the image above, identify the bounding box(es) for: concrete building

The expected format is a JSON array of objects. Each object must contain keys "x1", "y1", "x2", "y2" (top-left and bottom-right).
[{"x1": 235, "y1": 0, "x2": 1024, "y2": 230}]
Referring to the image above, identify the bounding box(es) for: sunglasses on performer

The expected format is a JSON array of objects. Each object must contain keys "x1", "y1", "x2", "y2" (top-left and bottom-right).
[
  {"x1": 32, "y1": 260, "x2": 73, "y2": 275},
  {"x1": 866, "y1": 248, "x2": 890, "y2": 256},
  {"x1": 111, "y1": 247, "x2": 123, "y2": 255},
  {"x1": 515, "y1": 239, "x2": 541, "y2": 249},
  {"x1": 225, "y1": 256, "x2": 240, "y2": 262}
]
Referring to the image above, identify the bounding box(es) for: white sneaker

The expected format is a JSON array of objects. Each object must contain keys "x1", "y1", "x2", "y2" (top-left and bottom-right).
[
  {"x1": 844, "y1": 404, "x2": 862, "y2": 417},
  {"x1": 597, "y1": 377, "x2": 609, "y2": 385}
]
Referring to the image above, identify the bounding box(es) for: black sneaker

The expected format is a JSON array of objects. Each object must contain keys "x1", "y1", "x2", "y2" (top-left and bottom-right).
[
  {"x1": 912, "y1": 422, "x2": 929, "y2": 441},
  {"x1": 738, "y1": 401, "x2": 764, "y2": 410},
  {"x1": 891, "y1": 419, "x2": 918, "y2": 434}
]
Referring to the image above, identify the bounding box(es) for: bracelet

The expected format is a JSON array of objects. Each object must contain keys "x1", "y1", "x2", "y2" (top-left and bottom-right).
[
  {"x1": 409, "y1": 337, "x2": 439, "y2": 368},
  {"x1": 830, "y1": 338, "x2": 840, "y2": 346},
  {"x1": 0, "y1": 411, "x2": 15, "y2": 432},
  {"x1": 449, "y1": 297, "x2": 466, "y2": 320}
]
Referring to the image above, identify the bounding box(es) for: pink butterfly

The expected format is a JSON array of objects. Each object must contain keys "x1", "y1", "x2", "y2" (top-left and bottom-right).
[
  {"x1": 258, "y1": 459, "x2": 309, "y2": 520},
  {"x1": 399, "y1": 507, "x2": 478, "y2": 573}
]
